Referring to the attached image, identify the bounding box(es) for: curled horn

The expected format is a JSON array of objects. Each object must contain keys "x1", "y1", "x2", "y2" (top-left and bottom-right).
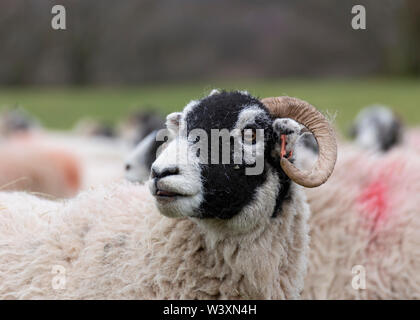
[{"x1": 261, "y1": 96, "x2": 337, "y2": 188}]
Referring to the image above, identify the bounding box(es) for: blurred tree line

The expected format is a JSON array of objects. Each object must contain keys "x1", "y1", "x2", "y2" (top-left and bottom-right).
[{"x1": 0, "y1": 0, "x2": 418, "y2": 86}]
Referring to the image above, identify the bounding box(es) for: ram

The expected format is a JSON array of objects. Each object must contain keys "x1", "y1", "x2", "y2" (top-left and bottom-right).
[
  {"x1": 122, "y1": 96, "x2": 420, "y2": 299},
  {"x1": 0, "y1": 91, "x2": 336, "y2": 299}
]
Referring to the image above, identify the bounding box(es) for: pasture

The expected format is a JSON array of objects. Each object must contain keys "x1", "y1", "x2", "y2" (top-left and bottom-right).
[{"x1": 0, "y1": 77, "x2": 419, "y2": 133}]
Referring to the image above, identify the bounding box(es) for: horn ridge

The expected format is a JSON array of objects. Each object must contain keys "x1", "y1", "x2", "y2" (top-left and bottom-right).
[{"x1": 261, "y1": 96, "x2": 337, "y2": 188}]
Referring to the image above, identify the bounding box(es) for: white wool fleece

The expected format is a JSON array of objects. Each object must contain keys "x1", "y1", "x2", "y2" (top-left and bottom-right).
[{"x1": 0, "y1": 181, "x2": 310, "y2": 299}]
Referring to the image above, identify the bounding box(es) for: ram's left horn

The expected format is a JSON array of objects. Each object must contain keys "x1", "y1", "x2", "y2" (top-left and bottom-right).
[{"x1": 262, "y1": 96, "x2": 337, "y2": 188}]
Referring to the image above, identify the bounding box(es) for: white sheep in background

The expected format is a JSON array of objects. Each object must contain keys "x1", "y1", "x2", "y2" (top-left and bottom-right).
[
  {"x1": 0, "y1": 131, "x2": 128, "y2": 194},
  {"x1": 349, "y1": 105, "x2": 403, "y2": 153},
  {"x1": 0, "y1": 107, "x2": 40, "y2": 137},
  {"x1": 0, "y1": 140, "x2": 81, "y2": 198},
  {"x1": 124, "y1": 130, "x2": 165, "y2": 183},
  {"x1": 39, "y1": 132, "x2": 128, "y2": 190},
  {"x1": 118, "y1": 110, "x2": 165, "y2": 146},
  {"x1": 72, "y1": 118, "x2": 116, "y2": 139},
  {"x1": 303, "y1": 143, "x2": 420, "y2": 299},
  {"x1": 0, "y1": 91, "x2": 337, "y2": 299}
]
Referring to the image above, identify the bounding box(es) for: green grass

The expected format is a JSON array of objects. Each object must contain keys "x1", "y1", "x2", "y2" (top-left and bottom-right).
[{"x1": 1, "y1": 78, "x2": 419, "y2": 134}]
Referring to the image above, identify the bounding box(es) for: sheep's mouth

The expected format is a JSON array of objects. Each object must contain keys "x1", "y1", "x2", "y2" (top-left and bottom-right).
[
  {"x1": 154, "y1": 188, "x2": 189, "y2": 201},
  {"x1": 156, "y1": 189, "x2": 181, "y2": 198}
]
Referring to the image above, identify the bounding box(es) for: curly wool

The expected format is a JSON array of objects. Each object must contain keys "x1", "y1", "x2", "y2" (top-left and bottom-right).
[
  {"x1": 0, "y1": 181, "x2": 310, "y2": 299},
  {"x1": 303, "y1": 144, "x2": 420, "y2": 299}
]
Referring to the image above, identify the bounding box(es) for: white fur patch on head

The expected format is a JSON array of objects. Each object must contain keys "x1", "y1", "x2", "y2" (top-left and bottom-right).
[
  {"x1": 182, "y1": 100, "x2": 199, "y2": 118},
  {"x1": 149, "y1": 138, "x2": 203, "y2": 219},
  {"x1": 166, "y1": 112, "x2": 182, "y2": 136},
  {"x1": 272, "y1": 118, "x2": 307, "y2": 161},
  {"x1": 234, "y1": 105, "x2": 266, "y2": 130},
  {"x1": 232, "y1": 106, "x2": 267, "y2": 165},
  {"x1": 209, "y1": 89, "x2": 220, "y2": 96},
  {"x1": 356, "y1": 127, "x2": 379, "y2": 152}
]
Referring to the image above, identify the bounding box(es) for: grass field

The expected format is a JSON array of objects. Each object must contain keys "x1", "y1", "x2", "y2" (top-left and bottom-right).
[{"x1": 0, "y1": 78, "x2": 419, "y2": 133}]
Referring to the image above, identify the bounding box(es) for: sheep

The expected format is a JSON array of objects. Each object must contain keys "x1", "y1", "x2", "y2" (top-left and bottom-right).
[
  {"x1": 349, "y1": 105, "x2": 403, "y2": 153},
  {"x1": 125, "y1": 130, "x2": 165, "y2": 183},
  {"x1": 302, "y1": 143, "x2": 420, "y2": 299},
  {"x1": 72, "y1": 118, "x2": 116, "y2": 139},
  {"x1": 39, "y1": 131, "x2": 127, "y2": 189},
  {"x1": 0, "y1": 107, "x2": 40, "y2": 137},
  {"x1": 0, "y1": 140, "x2": 81, "y2": 198},
  {"x1": 123, "y1": 102, "x2": 419, "y2": 299},
  {"x1": 0, "y1": 90, "x2": 337, "y2": 299},
  {"x1": 119, "y1": 110, "x2": 165, "y2": 146},
  {"x1": 0, "y1": 129, "x2": 127, "y2": 196}
]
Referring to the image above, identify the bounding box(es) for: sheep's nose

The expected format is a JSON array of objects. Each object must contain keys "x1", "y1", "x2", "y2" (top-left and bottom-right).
[
  {"x1": 151, "y1": 166, "x2": 179, "y2": 180},
  {"x1": 125, "y1": 164, "x2": 131, "y2": 171}
]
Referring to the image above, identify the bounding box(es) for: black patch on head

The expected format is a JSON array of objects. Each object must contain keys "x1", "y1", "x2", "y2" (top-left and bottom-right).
[
  {"x1": 184, "y1": 90, "x2": 291, "y2": 219},
  {"x1": 377, "y1": 118, "x2": 403, "y2": 152},
  {"x1": 267, "y1": 152, "x2": 292, "y2": 218},
  {"x1": 351, "y1": 109, "x2": 403, "y2": 152}
]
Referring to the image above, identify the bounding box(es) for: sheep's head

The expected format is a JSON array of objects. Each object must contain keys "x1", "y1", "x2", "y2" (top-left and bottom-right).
[
  {"x1": 349, "y1": 105, "x2": 403, "y2": 152},
  {"x1": 149, "y1": 90, "x2": 337, "y2": 229}
]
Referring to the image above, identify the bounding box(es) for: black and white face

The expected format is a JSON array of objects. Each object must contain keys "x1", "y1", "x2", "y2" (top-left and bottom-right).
[
  {"x1": 351, "y1": 105, "x2": 403, "y2": 152},
  {"x1": 149, "y1": 90, "x2": 294, "y2": 225}
]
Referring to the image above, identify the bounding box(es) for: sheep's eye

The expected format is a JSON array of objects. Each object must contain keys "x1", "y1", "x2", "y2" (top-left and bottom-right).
[
  {"x1": 190, "y1": 136, "x2": 200, "y2": 143},
  {"x1": 244, "y1": 129, "x2": 257, "y2": 144}
]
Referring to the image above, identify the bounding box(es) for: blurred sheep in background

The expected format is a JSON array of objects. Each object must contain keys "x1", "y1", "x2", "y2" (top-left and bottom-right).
[
  {"x1": 303, "y1": 144, "x2": 420, "y2": 299},
  {"x1": 0, "y1": 139, "x2": 81, "y2": 198},
  {"x1": 118, "y1": 110, "x2": 164, "y2": 146},
  {"x1": 72, "y1": 118, "x2": 116, "y2": 139},
  {"x1": 349, "y1": 105, "x2": 404, "y2": 153},
  {"x1": 0, "y1": 108, "x2": 168, "y2": 197},
  {"x1": 0, "y1": 107, "x2": 40, "y2": 137}
]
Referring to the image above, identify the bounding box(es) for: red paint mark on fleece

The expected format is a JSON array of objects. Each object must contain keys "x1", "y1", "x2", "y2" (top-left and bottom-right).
[
  {"x1": 357, "y1": 161, "x2": 400, "y2": 230},
  {"x1": 47, "y1": 150, "x2": 82, "y2": 193},
  {"x1": 358, "y1": 180, "x2": 388, "y2": 228}
]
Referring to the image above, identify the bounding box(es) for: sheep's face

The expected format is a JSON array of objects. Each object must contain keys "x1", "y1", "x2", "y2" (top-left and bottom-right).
[
  {"x1": 149, "y1": 91, "x2": 294, "y2": 227},
  {"x1": 350, "y1": 105, "x2": 403, "y2": 152}
]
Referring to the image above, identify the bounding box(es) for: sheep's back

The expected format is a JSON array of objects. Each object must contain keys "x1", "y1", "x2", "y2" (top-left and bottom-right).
[{"x1": 303, "y1": 145, "x2": 420, "y2": 299}]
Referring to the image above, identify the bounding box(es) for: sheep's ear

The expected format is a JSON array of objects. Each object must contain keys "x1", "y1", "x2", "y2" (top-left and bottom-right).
[
  {"x1": 166, "y1": 112, "x2": 182, "y2": 135},
  {"x1": 209, "y1": 89, "x2": 220, "y2": 96}
]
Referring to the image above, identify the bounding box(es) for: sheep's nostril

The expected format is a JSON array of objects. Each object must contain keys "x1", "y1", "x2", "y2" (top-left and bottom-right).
[
  {"x1": 125, "y1": 164, "x2": 131, "y2": 171},
  {"x1": 151, "y1": 168, "x2": 158, "y2": 178},
  {"x1": 167, "y1": 167, "x2": 179, "y2": 175},
  {"x1": 151, "y1": 166, "x2": 179, "y2": 180}
]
